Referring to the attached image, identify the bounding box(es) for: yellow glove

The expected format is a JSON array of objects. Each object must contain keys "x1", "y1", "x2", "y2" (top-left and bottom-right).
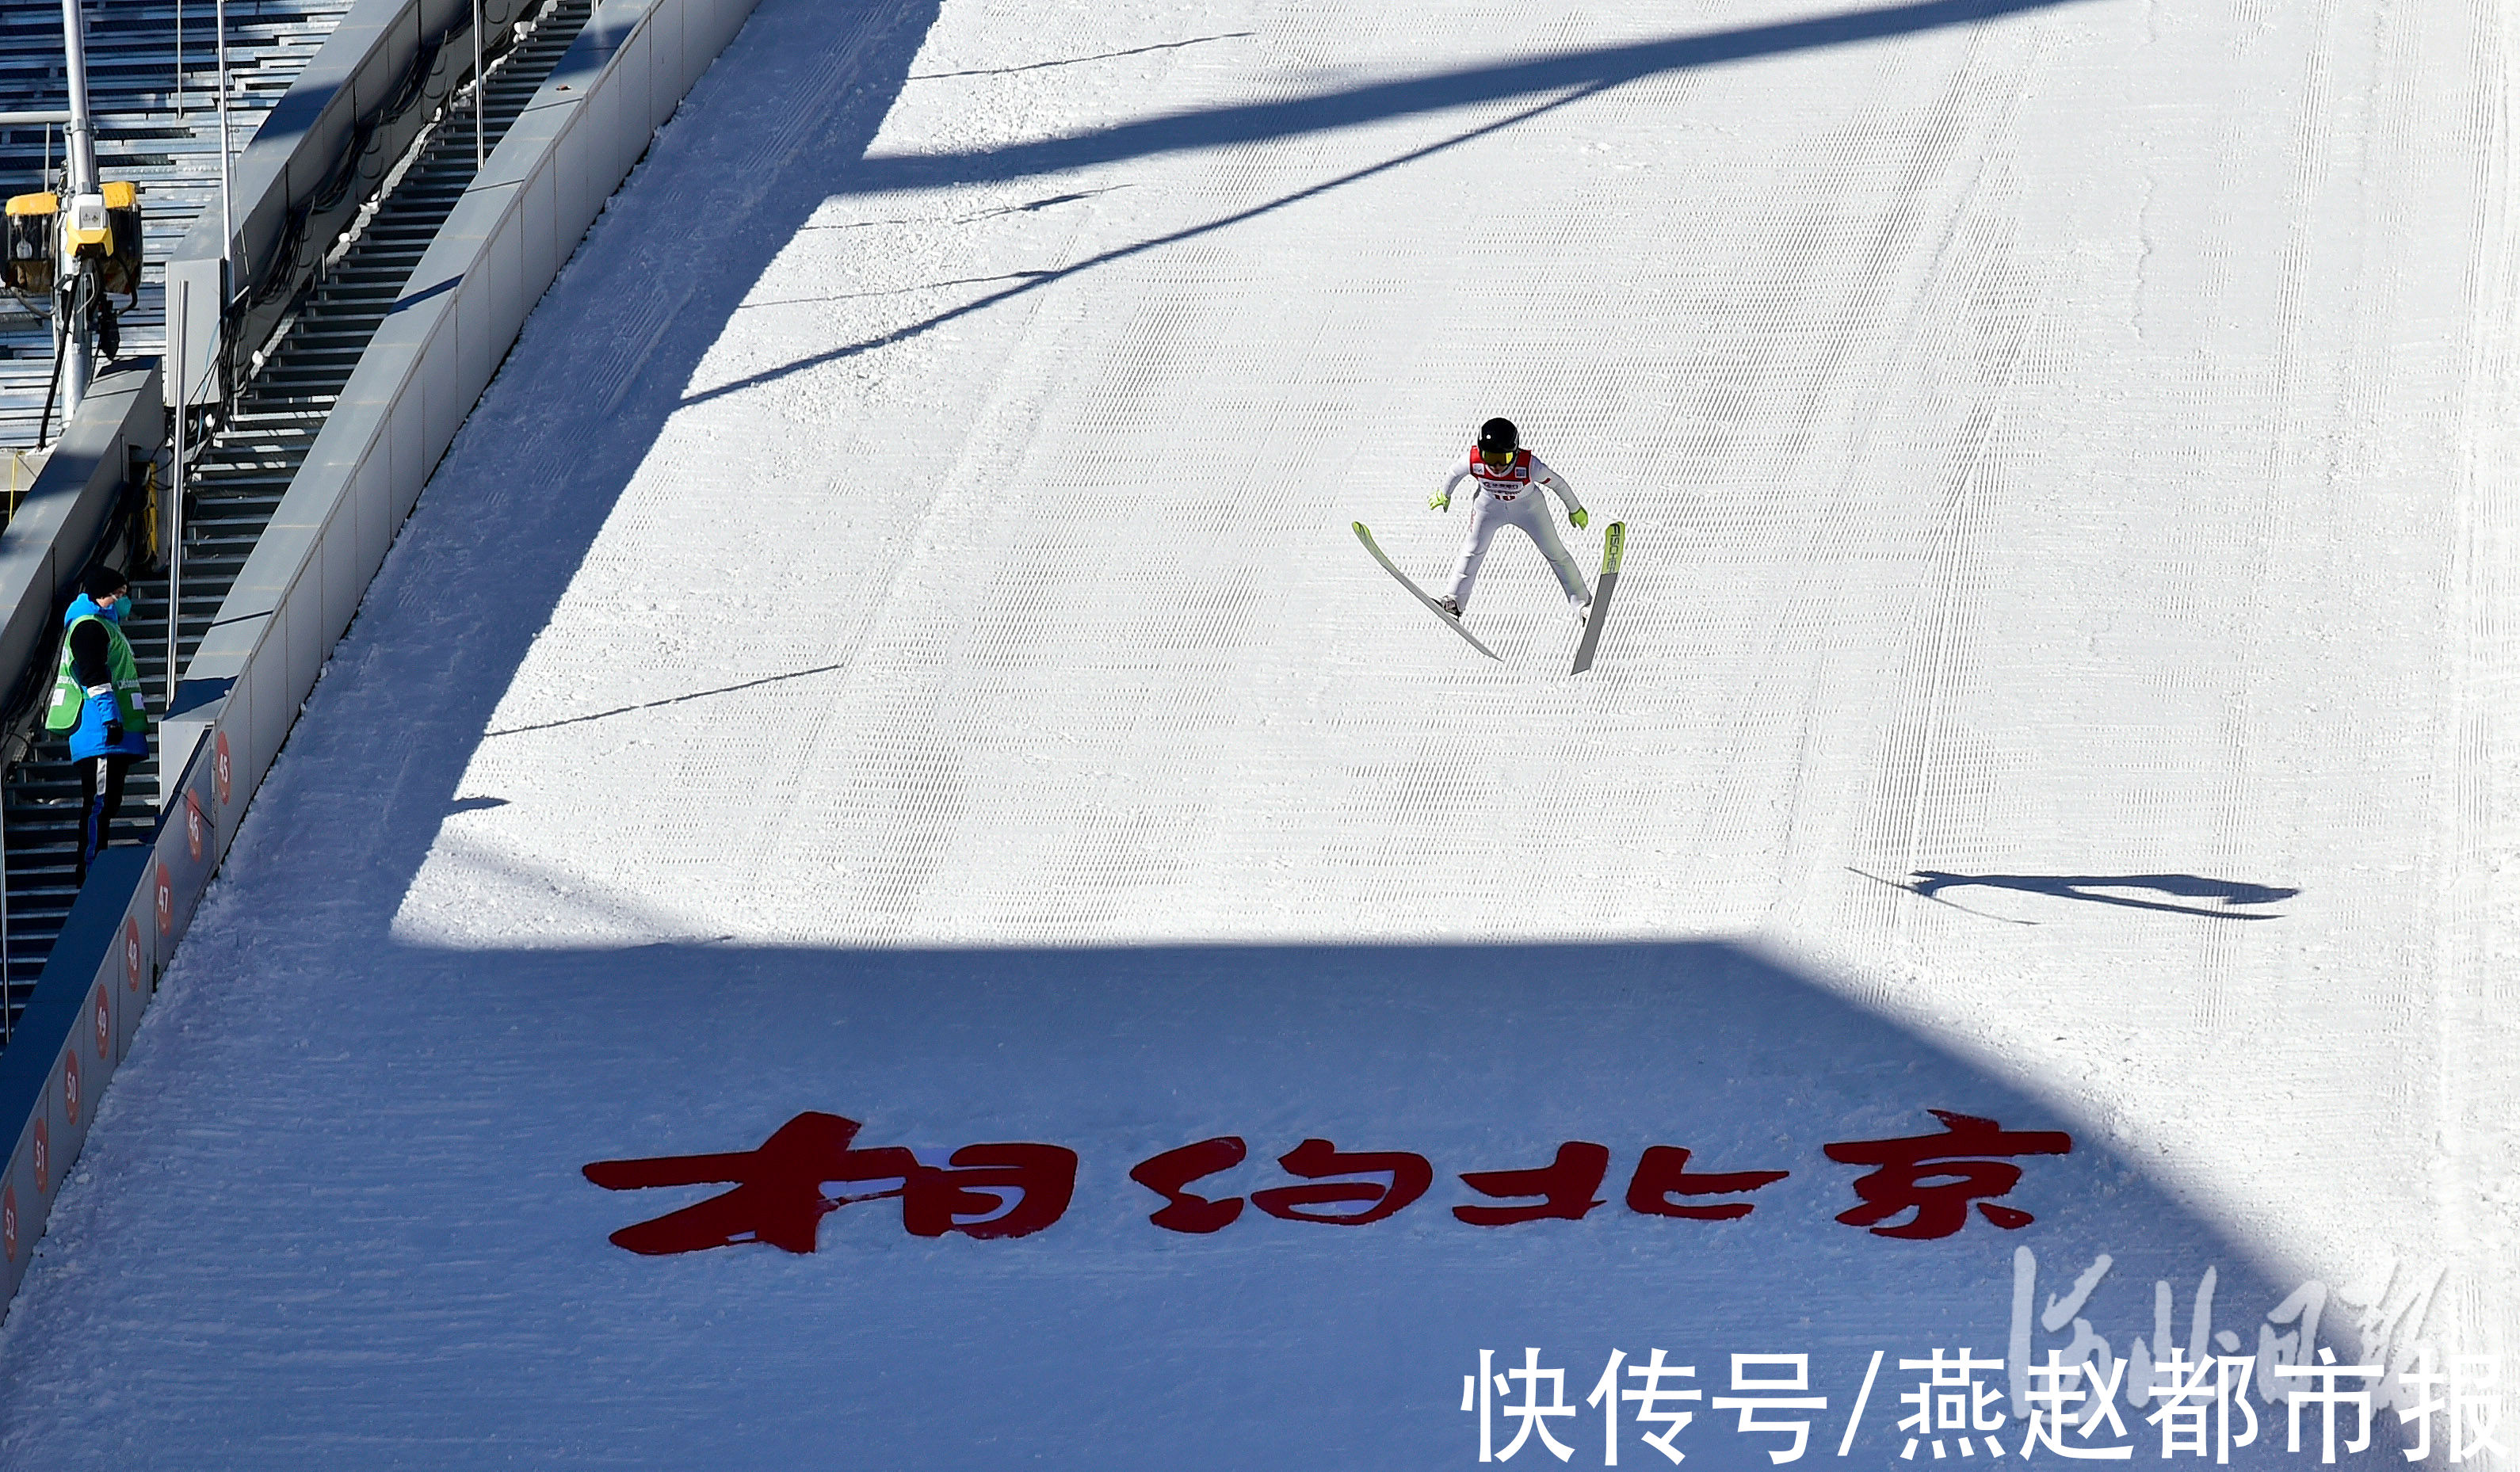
[
  {"x1": 1430, "y1": 491, "x2": 1451, "y2": 512},
  {"x1": 1570, "y1": 508, "x2": 1589, "y2": 529}
]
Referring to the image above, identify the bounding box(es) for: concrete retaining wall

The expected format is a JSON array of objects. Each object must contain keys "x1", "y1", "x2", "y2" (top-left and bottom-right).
[
  {"x1": 166, "y1": 0, "x2": 538, "y2": 409},
  {"x1": 0, "y1": 361, "x2": 162, "y2": 735}
]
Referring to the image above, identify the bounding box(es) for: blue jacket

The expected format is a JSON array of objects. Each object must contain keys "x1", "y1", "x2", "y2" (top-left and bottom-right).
[{"x1": 62, "y1": 595, "x2": 149, "y2": 761}]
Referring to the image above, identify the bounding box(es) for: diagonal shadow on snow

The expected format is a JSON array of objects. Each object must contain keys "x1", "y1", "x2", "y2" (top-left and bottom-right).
[
  {"x1": 481, "y1": 661, "x2": 852, "y2": 736},
  {"x1": 674, "y1": 0, "x2": 2094, "y2": 409},
  {"x1": 675, "y1": 79, "x2": 1622, "y2": 409},
  {"x1": 850, "y1": 0, "x2": 2093, "y2": 194},
  {"x1": 903, "y1": 31, "x2": 1258, "y2": 81}
]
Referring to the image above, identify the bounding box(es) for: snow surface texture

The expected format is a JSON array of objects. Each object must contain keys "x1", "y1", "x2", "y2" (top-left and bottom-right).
[{"x1": 1, "y1": 0, "x2": 2514, "y2": 1465}]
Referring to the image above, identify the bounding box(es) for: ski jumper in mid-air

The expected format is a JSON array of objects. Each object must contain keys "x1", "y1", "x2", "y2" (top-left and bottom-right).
[{"x1": 1430, "y1": 418, "x2": 1590, "y2": 621}]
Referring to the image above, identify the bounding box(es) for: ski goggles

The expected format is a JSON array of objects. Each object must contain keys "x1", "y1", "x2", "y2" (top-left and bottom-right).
[{"x1": 1479, "y1": 447, "x2": 1516, "y2": 467}]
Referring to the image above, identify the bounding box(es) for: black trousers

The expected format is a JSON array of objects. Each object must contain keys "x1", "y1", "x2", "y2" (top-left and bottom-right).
[{"x1": 77, "y1": 753, "x2": 136, "y2": 882}]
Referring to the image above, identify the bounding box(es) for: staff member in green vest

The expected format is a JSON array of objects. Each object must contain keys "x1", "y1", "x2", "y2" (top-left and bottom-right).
[{"x1": 47, "y1": 566, "x2": 150, "y2": 883}]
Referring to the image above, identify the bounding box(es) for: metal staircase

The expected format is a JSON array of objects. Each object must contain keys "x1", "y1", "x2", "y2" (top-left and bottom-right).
[
  {"x1": 0, "y1": 0, "x2": 597, "y2": 1020},
  {"x1": 0, "y1": 0, "x2": 357, "y2": 453}
]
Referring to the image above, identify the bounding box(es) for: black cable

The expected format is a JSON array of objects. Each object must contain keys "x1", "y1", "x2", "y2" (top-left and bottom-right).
[{"x1": 33, "y1": 303, "x2": 65, "y2": 448}]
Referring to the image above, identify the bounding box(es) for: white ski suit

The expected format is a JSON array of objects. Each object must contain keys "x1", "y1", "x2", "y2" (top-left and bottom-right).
[{"x1": 1439, "y1": 449, "x2": 1590, "y2": 614}]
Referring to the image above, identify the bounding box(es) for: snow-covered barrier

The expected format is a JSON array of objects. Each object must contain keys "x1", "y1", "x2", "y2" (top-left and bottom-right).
[{"x1": 0, "y1": 0, "x2": 766, "y2": 1317}]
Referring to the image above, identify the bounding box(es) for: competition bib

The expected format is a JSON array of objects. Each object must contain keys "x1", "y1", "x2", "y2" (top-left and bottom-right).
[{"x1": 1468, "y1": 448, "x2": 1533, "y2": 501}]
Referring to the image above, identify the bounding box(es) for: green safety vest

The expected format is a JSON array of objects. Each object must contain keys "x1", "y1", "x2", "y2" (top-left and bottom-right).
[{"x1": 45, "y1": 612, "x2": 149, "y2": 735}]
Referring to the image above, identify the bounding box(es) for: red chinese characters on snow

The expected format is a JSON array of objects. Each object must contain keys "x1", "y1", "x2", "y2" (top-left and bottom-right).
[
  {"x1": 1625, "y1": 1146, "x2": 1793, "y2": 1222},
  {"x1": 1128, "y1": 1135, "x2": 1449, "y2": 1231},
  {"x1": 1129, "y1": 1136, "x2": 1250, "y2": 1234},
  {"x1": 1822, "y1": 1109, "x2": 2071, "y2": 1239},
  {"x1": 1457, "y1": 1142, "x2": 1615, "y2": 1226},
  {"x1": 1254, "y1": 1138, "x2": 1435, "y2": 1226},
  {"x1": 582, "y1": 1112, "x2": 1076, "y2": 1256},
  {"x1": 585, "y1": 1111, "x2": 2070, "y2": 1255},
  {"x1": 1136, "y1": 1137, "x2": 1788, "y2": 1231}
]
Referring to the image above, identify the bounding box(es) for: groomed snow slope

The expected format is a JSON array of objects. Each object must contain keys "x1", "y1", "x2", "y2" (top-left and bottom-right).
[{"x1": 0, "y1": 0, "x2": 2514, "y2": 1464}]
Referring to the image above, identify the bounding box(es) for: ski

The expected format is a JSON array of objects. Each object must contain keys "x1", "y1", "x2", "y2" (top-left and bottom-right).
[
  {"x1": 1569, "y1": 521, "x2": 1625, "y2": 675},
  {"x1": 1353, "y1": 522, "x2": 1502, "y2": 661}
]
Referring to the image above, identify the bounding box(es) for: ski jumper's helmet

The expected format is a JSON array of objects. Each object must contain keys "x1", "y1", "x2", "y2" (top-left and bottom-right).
[{"x1": 1479, "y1": 418, "x2": 1520, "y2": 456}]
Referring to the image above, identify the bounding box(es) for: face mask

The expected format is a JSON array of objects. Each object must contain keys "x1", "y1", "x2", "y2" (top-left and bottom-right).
[{"x1": 101, "y1": 595, "x2": 127, "y2": 623}]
